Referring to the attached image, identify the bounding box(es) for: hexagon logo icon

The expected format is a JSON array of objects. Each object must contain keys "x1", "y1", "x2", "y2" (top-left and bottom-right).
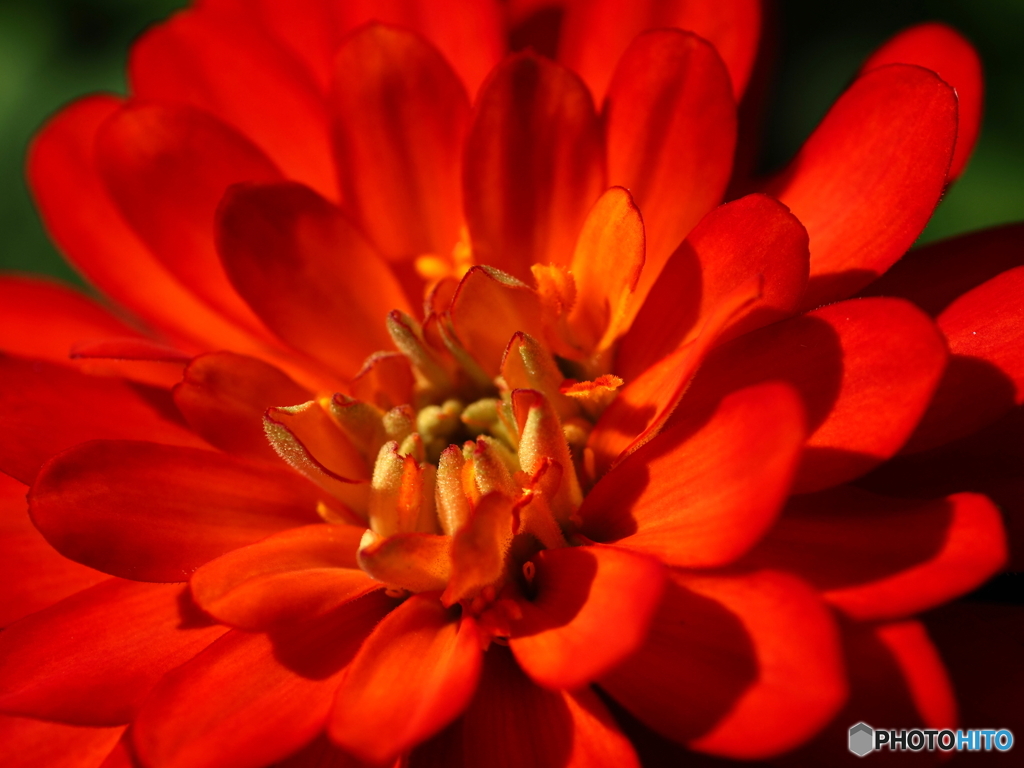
[{"x1": 849, "y1": 722, "x2": 875, "y2": 757}]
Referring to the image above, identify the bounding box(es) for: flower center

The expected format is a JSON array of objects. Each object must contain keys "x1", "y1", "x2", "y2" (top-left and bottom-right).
[{"x1": 265, "y1": 262, "x2": 629, "y2": 624}]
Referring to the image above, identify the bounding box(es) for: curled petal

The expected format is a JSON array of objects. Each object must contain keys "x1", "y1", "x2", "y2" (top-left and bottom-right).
[
  {"x1": 619, "y1": 193, "x2": 809, "y2": 381},
  {"x1": 567, "y1": 187, "x2": 645, "y2": 353},
  {"x1": 357, "y1": 531, "x2": 451, "y2": 594}
]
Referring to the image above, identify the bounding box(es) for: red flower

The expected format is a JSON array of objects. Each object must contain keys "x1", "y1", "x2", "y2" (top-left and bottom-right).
[{"x1": 0, "y1": 3, "x2": 1021, "y2": 767}]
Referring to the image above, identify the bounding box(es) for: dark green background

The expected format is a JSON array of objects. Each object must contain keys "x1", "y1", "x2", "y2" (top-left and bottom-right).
[{"x1": 1, "y1": 0, "x2": 1021, "y2": 287}]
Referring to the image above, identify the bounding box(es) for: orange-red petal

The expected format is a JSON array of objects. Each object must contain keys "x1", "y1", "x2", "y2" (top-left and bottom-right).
[
  {"x1": 412, "y1": 645, "x2": 640, "y2": 768},
  {"x1": 190, "y1": 524, "x2": 378, "y2": 630},
  {"x1": 765, "y1": 65, "x2": 957, "y2": 308},
  {"x1": 129, "y1": 4, "x2": 336, "y2": 199},
  {"x1": 0, "y1": 355, "x2": 207, "y2": 485},
  {"x1": 604, "y1": 30, "x2": 736, "y2": 288},
  {"x1": 27, "y1": 95, "x2": 264, "y2": 353},
  {"x1": 905, "y1": 266, "x2": 1024, "y2": 452},
  {"x1": 582, "y1": 382, "x2": 805, "y2": 568},
  {"x1": 740, "y1": 486, "x2": 1007, "y2": 621},
  {"x1": 0, "y1": 716, "x2": 124, "y2": 768},
  {"x1": 509, "y1": 545, "x2": 665, "y2": 690},
  {"x1": 174, "y1": 351, "x2": 311, "y2": 463},
  {"x1": 331, "y1": 24, "x2": 469, "y2": 261},
  {"x1": 463, "y1": 52, "x2": 604, "y2": 281},
  {"x1": 862, "y1": 22, "x2": 982, "y2": 180},
  {"x1": 600, "y1": 570, "x2": 845, "y2": 760},
  {"x1": 329, "y1": 594, "x2": 483, "y2": 764},
  {"x1": 0, "y1": 473, "x2": 106, "y2": 627},
  {"x1": 134, "y1": 593, "x2": 393, "y2": 768},
  {"x1": 559, "y1": 0, "x2": 761, "y2": 102},
  {"x1": 217, "y1": 181, "x2": 409, "y2": 380},
  {"x1": 96, "y1": 102, "x2": 283, "y2": 338},
  {"x1": 0, "y1": 580, "x2": 227, "y2": 726},
  {"x1": 618, "y1": 193, "x2": 809, "y2": 381},
  {"x1": 677, "y1": 298, "x2": 947, "y2": 492},
  {"x1": 29, "y1": 441, "x2": 321, "y2": 581}
]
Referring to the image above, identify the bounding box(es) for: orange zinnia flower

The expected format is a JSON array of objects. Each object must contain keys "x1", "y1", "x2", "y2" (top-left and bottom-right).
[{"x1": 0, "y1": 3, "x2": 1021, "y2": 766}]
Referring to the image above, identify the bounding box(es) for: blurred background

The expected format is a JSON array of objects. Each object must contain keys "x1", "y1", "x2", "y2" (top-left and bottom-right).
[{"x1": 0, "y1": 0, "x2": 1021, "y2": 286}]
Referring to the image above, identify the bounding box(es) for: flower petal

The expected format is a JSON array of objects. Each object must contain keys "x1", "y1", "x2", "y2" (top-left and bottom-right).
[
  {"x1": 217, "y1": 181, "x2": 409, "y2": 379},
  {"x1": 190, "y1": 524, "x2": 377, "y2": 630},
  {"x1": 604, "y1": 30, "x2": 736, "y2": 288},
  {"x1": 618, "y1": 193, "x2": 809, "y2": 381},
  {"x1": 0, "y1": 472, "x2": 106, "y2": 627},
  {"x1": 174, "y1": 351, "x2": 312, "y2": 463},
  {"x1": 134, "y1": 593, "x2": 393, "y2": 768},
  {"x1": 29, "y1": 440, "x2": 321, "y2": 581},
  {"x1": 600, "y1": 570, "x2": 846, "y2": 760},
  {"x1": 676, "y1": 297, "x2": 947, "y2": 492},
  {"x1": 463, "y1": 52, "x2": 604, "y2": 281},
  {"x1": 765, "y1": 65, "x2": 957, "y2": 308},
  {"x1": 559, "y1": 0, "x2": 761, "y2": 101},
  {"x1": 582, "y1": 382, "x2": 805, "y2": 568},
  {"x1": 0, "y1": 579, "x2": 227, "y2": 726},
  {"x1": 0, "y1": 716, "x2": 124, "y2": 768},
  {"x1": 566, "y1": 187, "x2": 645, "y2": 352},
  {"x1": 96, "y1": 101, "x2": 283, "y2": 337},
  {"x1": 447, "y1": 266, "x2": 547, "y2": 377},
  {"x1": 858, "y1": 404, "x2": 1024, "y2": 571},
  {"x1": 740, "y1": 486, "x2": 1007, "y2": 621},
  {"x1": 27, "y1": 96, "x2": 264, "y2": 353},
  {"x1": 0, "y1": 275, "x2": 146, "y2": 363},
  {"x1": 859, "y1": 222, "x2": 1024, "y2": 316},
  {"x1": 783, "y1": 619, "x2": 955, "y2": 763},
  {"x1": 329, "y1": 594, "x2": 483, "y2": 765},
  {"x1": 331, "y1": 24, "x2": 469, "y2": 261},
  {"x1": 129, "y1": 4, "x2": 336, "y2": 199},
  {"x1": 509, "y1": 545, "x2": 665, "y2": 690},
  {"x1": 862, "y1": 22, "x2": 982, "y2": 180},
  {"x1": 412, "y1": 645, "x2": 640, "y2": 768},
  {"x1": 905, "y1": 266, "x2": 1024, "y2": 452},
  {"x1": 0, "y1": 354, "x2": 207, "y2": 485},
  {"x1": 589, "y1": 276, "x2": 762, "y2": 473}
]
